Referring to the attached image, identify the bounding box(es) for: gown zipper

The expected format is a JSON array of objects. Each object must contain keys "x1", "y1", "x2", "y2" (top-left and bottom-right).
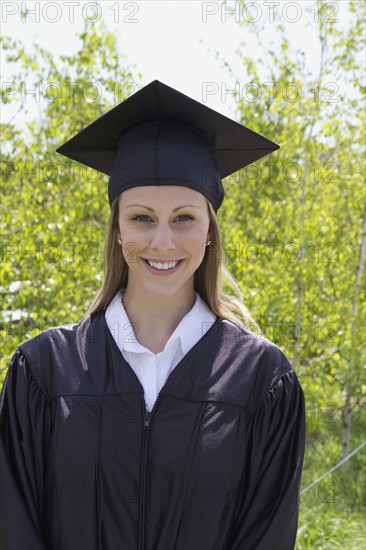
[
  {"x1": 139, "y1": 407, "x2": 152, "y2": 550},
  {"x1": 144, "y1": 411, "x2": 151, "y2": 429}
]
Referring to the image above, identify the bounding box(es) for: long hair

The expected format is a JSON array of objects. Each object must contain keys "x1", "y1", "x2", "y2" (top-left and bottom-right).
[{"x1": 86, "y1": 196, "x2": 262, "y2": 334}]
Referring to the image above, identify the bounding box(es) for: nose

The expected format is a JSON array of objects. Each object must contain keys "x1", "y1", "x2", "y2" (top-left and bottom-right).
[{"x1": 150, "y1": 222, "x2": 176, "y2": 251}]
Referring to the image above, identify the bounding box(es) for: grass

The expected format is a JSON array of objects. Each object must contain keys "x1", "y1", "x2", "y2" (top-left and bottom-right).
[{"x1": 296, "y1": 409, "x2": 366, "y2": 549}]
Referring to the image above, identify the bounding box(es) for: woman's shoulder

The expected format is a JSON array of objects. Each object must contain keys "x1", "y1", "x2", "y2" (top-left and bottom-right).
[
  {"x1": 219, "y1": 317, "x2": 292, "y2": 369},
  {"x1": 19, "y1": 311, "x2": 105, "y2": 355},
  {"x1": 11, "y1": 311, "x2": 107, "y2": 395},
  {"x1": 213, "y1": 318, "x2": 300, "y2": 407}
]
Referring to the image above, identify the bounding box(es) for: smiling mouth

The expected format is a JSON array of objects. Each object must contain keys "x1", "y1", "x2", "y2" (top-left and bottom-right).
[{"x1": 143, "y1": 259, "x2": 183, "y2": 271}]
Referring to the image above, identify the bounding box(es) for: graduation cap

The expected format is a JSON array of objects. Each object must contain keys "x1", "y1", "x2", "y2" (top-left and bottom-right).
[{"x1": 56, "y1": 80, "x2": 279, "y2": 211}]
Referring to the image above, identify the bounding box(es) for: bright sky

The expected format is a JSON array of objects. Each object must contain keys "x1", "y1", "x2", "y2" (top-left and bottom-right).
[{"x1": 1, "y1": 0, "x2": 351, "y2": 122}]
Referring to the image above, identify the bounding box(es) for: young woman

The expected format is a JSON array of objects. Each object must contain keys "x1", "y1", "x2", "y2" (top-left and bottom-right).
[{"x1": 0, "y1": 80, "x2": 305, "y2": 550}]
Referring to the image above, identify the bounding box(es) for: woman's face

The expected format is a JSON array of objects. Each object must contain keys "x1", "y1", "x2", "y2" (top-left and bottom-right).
[{"x1": 117, "y1": 185, "x2": 211, "y2": 300}]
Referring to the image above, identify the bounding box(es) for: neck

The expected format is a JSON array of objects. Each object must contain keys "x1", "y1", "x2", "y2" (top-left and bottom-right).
[{"x1": 121, "y1": 286, "x2": 196, "y2": 350}]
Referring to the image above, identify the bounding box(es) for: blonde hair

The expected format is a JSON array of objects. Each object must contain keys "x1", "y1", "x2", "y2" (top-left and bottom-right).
[{"x1": 86, "y1": 196, "x2": 262, "y2": 334}]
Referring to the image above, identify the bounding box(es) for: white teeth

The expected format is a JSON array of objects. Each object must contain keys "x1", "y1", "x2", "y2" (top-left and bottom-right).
[{"x1": 147, "y1": 260, "x2": 179, "y2": 270}]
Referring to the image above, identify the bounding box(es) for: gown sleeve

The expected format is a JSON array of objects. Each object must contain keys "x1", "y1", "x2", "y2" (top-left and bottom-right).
[
  {"x1": 0, "y1": 349, "x2": 50, "y2": 550},
  {"x1": 229, "y1": 370, "x2": 306, "y2": 550}
]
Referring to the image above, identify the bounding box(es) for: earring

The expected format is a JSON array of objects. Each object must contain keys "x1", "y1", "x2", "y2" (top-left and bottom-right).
[
  {"x1": 117, "y1": 239, "x2": 122, "y2": 245},
  {"x1": 206, "y1": 240, "x2": 211, "y2": 246}
]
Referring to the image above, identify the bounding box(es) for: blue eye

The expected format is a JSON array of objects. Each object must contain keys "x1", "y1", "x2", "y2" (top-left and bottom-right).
[
  {"x1": 132, "y1": 215, "x2": 151, "y2": 222},
  {"x1": 176, "y1": 214, "x2": 193, "y2": 221}
]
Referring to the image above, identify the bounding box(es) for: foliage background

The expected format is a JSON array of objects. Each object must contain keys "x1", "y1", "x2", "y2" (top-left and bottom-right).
[{"x1": 1, "y1": 1, "x2": 365, "y2": 547}]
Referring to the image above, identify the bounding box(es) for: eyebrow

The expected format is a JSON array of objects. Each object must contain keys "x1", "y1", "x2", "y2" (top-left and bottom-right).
[{"x1": 125, "y1": 203, "x2": 201, "y2": 212}]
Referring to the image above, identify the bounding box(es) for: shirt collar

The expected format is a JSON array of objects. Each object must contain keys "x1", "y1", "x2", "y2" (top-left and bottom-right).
[{"x1": 105, "y1": 289, "x2": 217, "y2": 355}]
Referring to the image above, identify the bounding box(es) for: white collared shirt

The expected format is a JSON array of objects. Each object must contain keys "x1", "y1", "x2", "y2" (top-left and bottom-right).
[{"x1": 105, "y1": 289, "x2": 217, "y2": 412}]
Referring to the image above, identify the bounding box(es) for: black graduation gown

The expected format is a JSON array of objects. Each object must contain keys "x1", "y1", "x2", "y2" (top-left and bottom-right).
[{"x1": 0, "y1": 311, "x2": 305, "y2": 550}]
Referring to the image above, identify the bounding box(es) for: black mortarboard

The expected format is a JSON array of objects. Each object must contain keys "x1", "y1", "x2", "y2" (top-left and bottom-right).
[{"x1": 56, "y1": 80, "x2": 279, "y2": 211}]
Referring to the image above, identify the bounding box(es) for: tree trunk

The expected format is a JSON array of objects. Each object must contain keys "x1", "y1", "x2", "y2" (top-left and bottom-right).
[
  {"x1": 341, "y1": 389, "x2": 352, "y2": 470},
  {"x1": 342, "y1": 205, "x2": 366, "y2": 470}
]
